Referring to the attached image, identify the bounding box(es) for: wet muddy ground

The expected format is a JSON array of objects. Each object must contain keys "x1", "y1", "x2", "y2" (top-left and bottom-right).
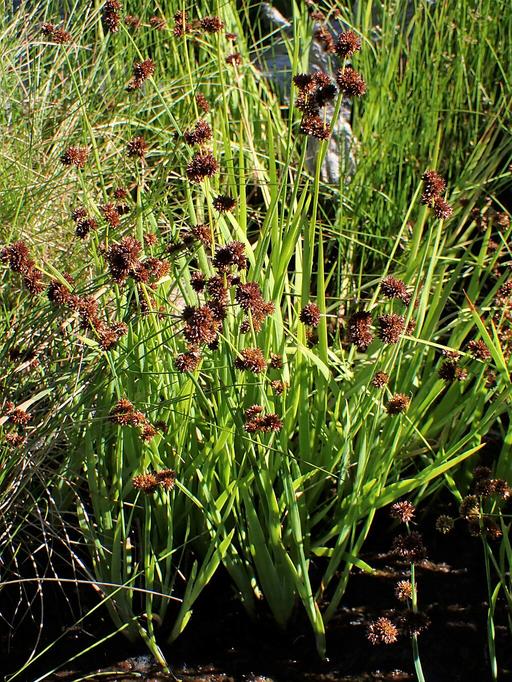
[{"x1": 4, "y1": 509, "x2": 512, "y2": 682}]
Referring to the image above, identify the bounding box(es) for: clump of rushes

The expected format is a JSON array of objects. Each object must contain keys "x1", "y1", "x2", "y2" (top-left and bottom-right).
[
  {"x1": 186, "y1": 151, "x2": 219, "y2": 183},
  {"x1": 199, "y1": 16, "x2": 224, "y2": 33},
  {"x1": 336, "y1": 66, "x2": 366, "y2": 97},
  {"x1": 235, "y1": 348, "x2": 266, "y2": 373},
  {"x1": 102, "y1": 0, "x2": 122, "y2": 33},
  {"x1": 377, "y1": 313, "x2": 405, "y2": 344},
  {"x1": 127, "y1": 135, "x2": 148, "y2": 159},
  {"x1": 213, "y1": 195, "x2": 236, "y2": 213},
  {"x1": 132, "y1": 469, "x2": 176, "y2": 494},
  {"x1": 380, "y1": 275, "x2": 411, "y2": 306},
  {"x1": 371, "y1": 371, "x2": 389, "y2": 388},
  {"x1": 72, "y1": 208, "x2": 97, "y2": 239},
  {"x1": 386, "y1": 393, "x2": 410, "y2": 415},
  {"x1": 41, "y1": 22, "x2": 71, "y2": 43},
  {"x1": 347, "y1": 311, "x2": 374, "y2": 351},
  {"x1": 421, "y1": 169, "x2": 453, "y2": 219},
  {"x1": 300, "y1": 303, "x2": 321, "y2": 327},
  {"x1": 129, "y1": 59, "x2": 156, "y2": 90},
  {"x1": 367, "y1": 617, "x2": 398, "y2": 645},
  {"x1": 335, "y1": 29, "x2": 362, "y2": 58},
  {"x1": 60, "y1": 146, "x2": 89, "y2": 168},
  {"x1": 243, "y1": 405, "x2": 282, "y2": 433},
  {"x1": 184, "y1": 120, "x2": 213, "y2": 146}
]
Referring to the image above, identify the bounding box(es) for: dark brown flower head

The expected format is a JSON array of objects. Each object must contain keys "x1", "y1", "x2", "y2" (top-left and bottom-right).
[
  {"x1": 182, "y1": 305, "x2": 221, "y2": 345},
  {"x1": 102, "y1": 0, "x2": 121, "y2": 32},
  {"x1": 293, "y1": 73, "x2": 316, "y2": 93},
  {"x1": 395, "y1": 580, "x2": 413, "y2": 602},
  {"x1": 186, "y1": 150, "x2": 219, "y2": 183},
  {"x1": 433, "y1": 196, "x2": 453, "y2": 220},
  {"x1": 23, "y1": 268, "x2": 45, "y2": 295},
  {"x1": 467, "y1": 339, "x2": 491, "y2": 361},
  {"x1": 155, "y1": 469, "x2": 176, "y2": 490},
  {"x1": 300, "y1": 303, "x2": 321, "y2": 327},
  {"x1": 213, "y1": 195, "x2": 236, "y2": 213},
  {"x1": 235, "y1": 347, "x2": 266, "y2": 373},
  {"x1": 492, "y1": 479, "x2": 511, "y2": 500},
  {"x1": 399, "y1": 610, "x2": 430, "y2": 637},
  {"x1": 173, "y1": 10, "x2": 191, "y2": 37},
  {"x1": 76, "y1": 296, "x2": 100, "y2": 328},
  {"x1": 125, "y1": 15, "x2": 142, "y2": 29},
  {"x1": 386, "y1": 393, "x2": 410, "y2": 415},
  {"x1": 371, "y1": 371, "x2": 389, "y2": 388},
  {"x1": 309, "y1": 9, "x2": 325, "y2": 21},
  {"x1": 314, "y1": 25, "x2": 335, "y2": 53},
  {"x1": 435, "y1": 514, "x2": 455, "y2": 534},
  {"x1": 184, "y1": 120, "x2": 213, "y2": 146},
  {"x1": 390, "y1": 500, "x2": 415, "y2": 523},
  {"x1": 271, "y1": 379, "x2": 287, "y2": 395},
  {"x1": 127, "y1": 135, "x2": 148, "y2": 159},
  {"x1": 483, "y1": 518, "x2": 503, "y2": 540},
  {"x1": 495, "y1": 280, "x2": 512, "y2": 307},
  {"x1": 175, "y1": 350, "x2": 202, "y2": 372},
  {"x1": 191, "y1": 223, "x2": 213, "y2": 248},
  {"x1": 61, "y1": 146, "x2": 89, "y2": 168},
  {"x1": 347, "y1": 311, "x2": 374, "y2": 351},
  {"x1": 300, "y1": 114, "x2": 331, "y2": 140},
  {"x1": 336, "y1": 66, "x2": 366, "y2": 97},
  {"x1": 367, "y1": 617, "x2": 398, "y2": 645},
  {"x1": 8, "y1": 408, "x2": 32, "y2": 426},
  {"x1": 140, "y1": 423, "x2": 157, "y2": 442},
  {"x1": 459, "y1": 494, "x2": 480, "y2": 520},
  {"x1": 380, "y1": 276, "x2": 411, "y2": 305},
  {"x1": 1, "y1": 241, "x2": 34, "y2": 274},
  {"x1": 235, "y1": 282, "x2": 263, "y2": 311},
  {"x1": 200, "y1": 16, "x2": 224, "y2": 33},
  {"x1": 213, "y1": 241, "x2": 246, "y2": 272},
  {"x1": 335, "y1": 30, "x2": 362, "y2": 58},
  {"x1": 4, "y1": 433, "x2": 27, "y2": 448},
  {"x1": 438, "y1": 360, "x2": 468, "y2": 383},
  {"x1": 47, "y1": 279, "x2": 72, "y2": 306},
  {"x1": 473, "y1": 465, "x2": 492, "y2": 481},
  {"x1": 421, "y1": 170, "x2": 446, "y2": 203},
  {"x1": 98, "y1": 322, "x2": 128, "y2": 350},
  {"x1": 42, "y1": 23, "x2": 72, "y2": 43},
  {"x1": 244, "y1": 409, "x2": 283, "y2": 433},
  {"x1": 150, "y1": 16, "x2": 166, "y2": 30},
  {"x1": 130, "y1": 59, "x2": 155, "y2": 89},
  {"x1": 106, "y1": 236, "x2": 142, "y2": 283},
  {"x1": 190, "y1": 272, "x2": 207, "y2": 292},
  {"x1": 226, "y1": 53, "x2": 242, "y2": 66},
  {"x1": 391, "y1": 531, "x2": 427, "y2": 562},
  {"x1": 132, "y1": 472, "x2": 159, "y2": 493},
  {"x1": 195, "y1": 93, "x2": 210, "y2": 113},
  {"x1": 109, "y1": 398, "x2": 135, "y2": 425},
  {"x1": 377, "y1": 313, "x2": 405, "y2": 344},
  {"x1": 144, "y1": 232, "x2": 158, "y2": 247},
  {"x1": 269, "y1": 353, "x2": 283, "y2": 369}
]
